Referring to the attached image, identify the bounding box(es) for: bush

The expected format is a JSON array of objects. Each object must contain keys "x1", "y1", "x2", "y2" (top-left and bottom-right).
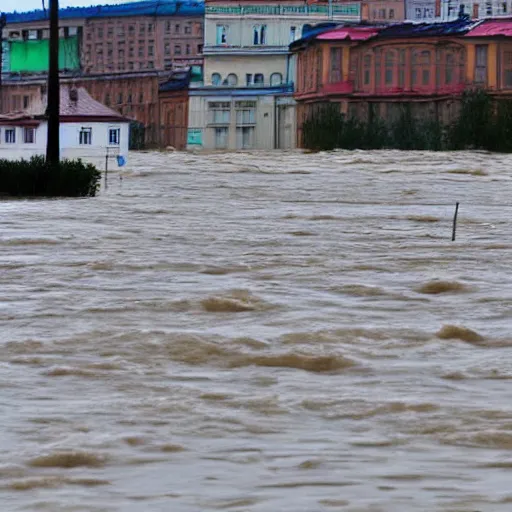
[{"x1": 0, "y1": 156, "x2": 101, "y2": 197}]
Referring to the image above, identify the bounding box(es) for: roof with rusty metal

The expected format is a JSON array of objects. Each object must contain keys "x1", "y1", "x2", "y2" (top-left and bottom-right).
[
  {"x1": 316, "y1": 26, "x2": 380, "y2": 41},
  {"x1": 5, "y1": 0, "x2": 204, "y2": 24},
  {"x1": 465, "y1": 18, "x2": 512, "y2": 37},
  {"x1": 0, "y1": 87, "x2": 129, "y2": 122}
]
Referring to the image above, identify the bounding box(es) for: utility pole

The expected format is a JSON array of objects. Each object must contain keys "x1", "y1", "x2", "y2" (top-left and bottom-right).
[
  {"x1": 0, "y1": 13, "x2": 6, "y2": 114},
  {"x1": 46, "y1": 0, "x2": 60, "y2": 164}
]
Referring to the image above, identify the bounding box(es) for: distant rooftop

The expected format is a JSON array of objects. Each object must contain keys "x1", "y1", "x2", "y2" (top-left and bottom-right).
[{"x1": 5, "y1": 0, "x2": 204, "y2": 24}]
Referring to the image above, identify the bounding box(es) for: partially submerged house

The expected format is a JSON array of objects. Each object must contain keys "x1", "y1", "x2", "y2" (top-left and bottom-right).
[{"x1": 0, "y1": 86, "x2": 130, "y2": 163}]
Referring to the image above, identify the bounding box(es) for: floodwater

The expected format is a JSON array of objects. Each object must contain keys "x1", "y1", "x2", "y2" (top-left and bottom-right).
[{"x1": 1, "y1": 150, "x2": 512, "y2": 512}]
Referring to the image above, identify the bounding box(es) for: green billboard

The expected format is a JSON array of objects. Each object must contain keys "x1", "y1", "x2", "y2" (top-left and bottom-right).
[{"x1": 8, "y1": 36, "x2": 80, "y2": 73}]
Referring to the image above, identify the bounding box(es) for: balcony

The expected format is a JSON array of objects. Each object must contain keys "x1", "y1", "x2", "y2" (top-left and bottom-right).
[
  {"x1": 203, "y1": 44, "x2": 291, "y2": 56},
  {"x1": 206, "y1": 3, "x2": 361, "y2": 20}
]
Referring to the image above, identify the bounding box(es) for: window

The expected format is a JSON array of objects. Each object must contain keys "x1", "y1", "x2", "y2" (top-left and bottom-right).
[
  {"x1": 236, "y1": 127, "x2": 254, "y2": 149},
  {"x1": 129, "y1": 62, "x2": 134, "y2": 70},
  {"x1": 139, "y1": 92, "x2": 144, "y2": 103},
  {"x1": 198, "y1": 44, "x2": 203, "y2": 53},
  {"x1": 212, "y1": 73, "x2": 222, "y2": 86},
  {"x1": 329, "y1": 47, "x2": 342, "y2": 83},
  {"x1": 214, "y1": 127, "x2": 228, "y2": 149},
  {"x1": 475, "y1": 45, "x2": 488, "y2": 84},
  {"x1": 254, "y1": 73, "x2": 264, "y2": 85},
  {"x1": 129, "y1": 46, "x2": 134, "y2": 57},
  {"x1": 445, "y1": 52, "x2": 455, "y2": 85},
  {"x1": 236, "y1": 101, "x2": 256, "y2": 125},
  {"x1": 23, "y1": 96, "x2": 30, "y2": 109},
  {"x1": 175, "y1": 45, "x2": 181, "y2": 55},
  {"x1": 209, "y1": 101, "x2": 230, "y2": 124},
  {"x1": 166, "y1": 21, "x2": 171, "y2": 33},
  {"x1": 98, "y1": 27, "x2": 103, "y2": 38},
  {"x1": 79, "y1": 127, "x2": 92, "y2": 145},
  {"x1": 415, "y1": 7, "x2": 422, "y2": 18},
  {"x1": 148, "y1": 23, "x2": 153, "y2": 34},
  {"x1": 5, "y1": 129, "x2": 16, "y2": 143},
  {"x1": 129, "y1": 25, "x2": 135, "y2": 36},
  {"x1": 24, "y1": 127, "x2": 35, "y2": 144},
  {"x1": 216, "y1": 25, "x2": 227, "y2": 44},
  {"x1": 226, "y1": 73, "x2": 238, "y2": 86},
  {"x1": 504, "y1": 51, "x2": 512, "y2": 87},
  {"x1": 290, "y1": 26, "x2": 296, "y2": 42},
  {"x1": 186, "y1": 44, "x2": 191, "y2": 55},
  {"x1": 253, "y1": 25, "x2": 267, "y2": 45},
  {"x1": 148, "y1": 45, "x2": 154, "y2": 56},
  {"x1": 105, "y1": 93, "x2": 111, "y2": 105},
  {"x1": 363, "y1": 54, "x2": 372, "y2": 86},
  {"x1": 107, "y1": 25, "x2": 113, "y2": 38},
  {"x1": 384, "y1": 51, "x2": 394, "y2": 85},
  {"x1": 246, "y1": 73, "x2": 253, "y2": 86},
  {"x1": 127, "y1": 93, "x2": 132, "y2": 103},
  {"x1": 379, "y1": 8, "x2": 386, "y2": 18},
  {"x1": 148, "y1": 61, "x2": 154, "y2": 69},
  {"x1": 109, "y1": 128, "x2": 120, "y2": 145},
  {"x1": 175, "y1": 23, "x2": 180, "y2": 33},
  {"x1": 138, "y1": 45, "x2": 144, "y2": 58},
  {"x1": 422, "y1": 51, "x2": 431, "y2": 85},
  {"x1": 270, "y1": 72, "x2": 283, "y2": 86},
  {"x1": 398, "y1": 49, "x2": 406, "y2": 87},
  {"x1": 503, "y1": 2, "x2": 508, "y2": 13},
  {"x1": 185, "y1": 23, "x2": 192, "y2": 34},
  {"x1": 389, "y1": 8, "x2": 395, "y2": 18},
  {"x1": 118, "y1": 93, "x2": 123, "y2": 104},
  {"x1": 165, "y1": 43, "x2": 170, "y2": 55}
]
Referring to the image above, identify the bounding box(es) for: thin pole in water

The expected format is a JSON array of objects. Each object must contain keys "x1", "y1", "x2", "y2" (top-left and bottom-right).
[
  {"x1": 105, "y1": 149, "x2": 109, "y2": 190},
  {"x1": 452, "y1": 202, "x2": 459, "y2": 241}
]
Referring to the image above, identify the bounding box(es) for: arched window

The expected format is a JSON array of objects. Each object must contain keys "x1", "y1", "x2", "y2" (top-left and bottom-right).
[
  {"x1": 211, "y1": 73, "x2": 222, "y2": 86},
  {"x1": 270, "y1": 72, "x2": 283, "y2": 86},
  {"x1": 254, "y1": 73, "x2": 264, "y2": 85},
  {"x1": 412, "y1": 49, "x2": 431, "y2": 87},
  {"x1": 226, "y1": 73, "x2": 238, "y2": 86}
]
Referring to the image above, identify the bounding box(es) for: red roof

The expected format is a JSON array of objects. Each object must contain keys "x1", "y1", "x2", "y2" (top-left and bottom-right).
[
  {"x1": 466, "y1": 19, "x2": 512, "y2": 37},
  {"x1": 317, "y1": 27, "x2": 380, "y2": 41}
]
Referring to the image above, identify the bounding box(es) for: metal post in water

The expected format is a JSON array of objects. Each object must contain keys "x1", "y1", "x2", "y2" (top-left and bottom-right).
[
  {"x1": 104, "y1": 148, "x2": 109, "y2": 190},
  {"x1": 452, "y1": 202, "x2": 459, "y2": 241}
]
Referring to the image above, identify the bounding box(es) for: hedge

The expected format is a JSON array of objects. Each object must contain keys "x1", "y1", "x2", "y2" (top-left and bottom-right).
[{"x1": 0, "y1": 156, "x2": 101, "y2": 197}]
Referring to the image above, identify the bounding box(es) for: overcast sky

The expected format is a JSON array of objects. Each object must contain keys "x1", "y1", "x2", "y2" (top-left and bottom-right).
[{"x1": 3, "y1": 0, "x2": 124, "y2": 14}]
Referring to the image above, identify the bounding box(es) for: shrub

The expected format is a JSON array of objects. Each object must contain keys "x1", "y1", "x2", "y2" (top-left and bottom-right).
[
  {"x1": 0, "y1": 156, "x2": 101, "y2": 198},
  {"x1": 302, "y1": 90, "x2": 512, "y2": 152}
]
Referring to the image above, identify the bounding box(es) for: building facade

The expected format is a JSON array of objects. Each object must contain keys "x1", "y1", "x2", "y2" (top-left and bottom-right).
[
  {"x1": 405, "y1": 0, "x2": 512, "y2": 21},
  {"x1": 1, "y1": 0, "x2": 204, "y2": 147},
  {"x1": 189, "y1": 0, "x2": 364, "y2": 150},
  {"x1": 292, "y1": 18, "x2": 512, "y2": 145}
]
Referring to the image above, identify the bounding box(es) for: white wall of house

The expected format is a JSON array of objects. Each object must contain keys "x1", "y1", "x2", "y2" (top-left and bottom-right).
[{"x1": 0, "y1": 121, "x2": 129, "y2": 167}]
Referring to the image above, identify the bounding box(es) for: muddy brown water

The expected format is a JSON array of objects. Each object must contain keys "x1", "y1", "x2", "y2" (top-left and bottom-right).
[{"x1": 1, "y1": 150, "x2": 512, "y2": 512}]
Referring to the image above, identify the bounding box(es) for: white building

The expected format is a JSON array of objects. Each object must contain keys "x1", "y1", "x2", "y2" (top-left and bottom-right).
[
  {"x1": 406, "y1": 0, "x2": 512, "y2": 21},
  {"x1": 187, "y1": 0, "x2": 360, "y2": 150},
  {"x1": 0, "y1": 87, "x2": 130, "y2": 166}
]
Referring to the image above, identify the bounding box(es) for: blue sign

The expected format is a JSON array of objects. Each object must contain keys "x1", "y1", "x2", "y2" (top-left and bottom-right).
[{"x1": 117, "y1": 155, "x2": 126, "y2": 167}]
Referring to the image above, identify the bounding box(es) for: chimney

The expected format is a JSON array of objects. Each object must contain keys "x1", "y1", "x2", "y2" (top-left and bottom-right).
[{"x1": 69, "y1": 88, "x2": 78, "y2": 102}]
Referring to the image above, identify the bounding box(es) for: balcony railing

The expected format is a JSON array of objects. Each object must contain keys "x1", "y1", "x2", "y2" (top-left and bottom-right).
[{"x1": 206, "y1": 4, "x2": 360, "y2": 17}]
